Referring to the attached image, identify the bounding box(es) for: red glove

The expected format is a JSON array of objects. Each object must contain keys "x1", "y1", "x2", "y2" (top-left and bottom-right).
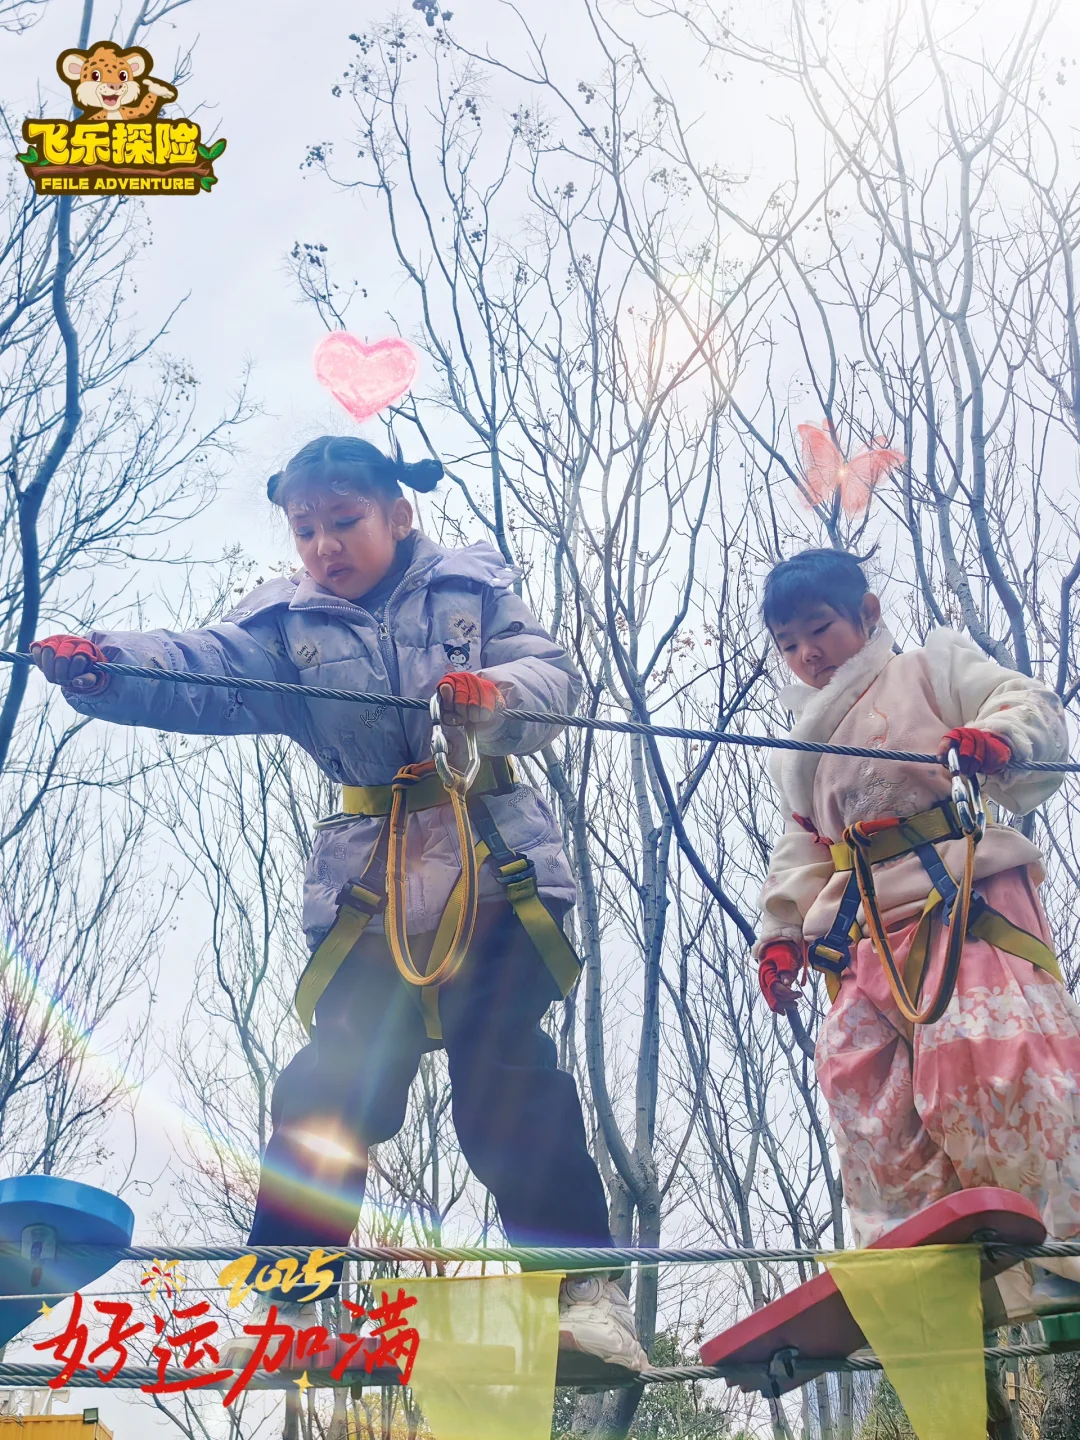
[
  {"x1": 757, "y1": 939, "x2": 803, "y2": 1014},
  {"x1": 436, "y1": 671, "x2": 502, "y2": 726},
  {"x1": 30, "y1": 635, "x2": 109, "y2": 693},
  {"x1": 938, "y1": 727, "x2": 1012, "y2": 777}
]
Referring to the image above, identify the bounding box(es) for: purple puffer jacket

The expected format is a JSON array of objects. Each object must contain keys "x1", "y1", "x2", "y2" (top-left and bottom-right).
[{"x1": 65, "y1": 534, "x2": 580, "y2": 950}]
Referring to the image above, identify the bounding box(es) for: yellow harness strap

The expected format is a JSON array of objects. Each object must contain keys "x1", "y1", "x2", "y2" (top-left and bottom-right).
[
  {"x1": 828, "y1": 803, "x2": 960, "y2": 871},
  {"x1": 465, "y1": 795, "x2": 583, "y2": 996},
  {"x1": 502, "y1": 867, "x2": 583, "y2": 995},
  {"x1": 341, "y1": 758, "x2": 510, "y2": 817},
  {"x1": 820, "y1": 801, "x2": 1060, "y2": 1024},
  {"x1": 293, "y1": 758, "x2": 582, "y2": 1042},
  {"x1": 969, "y1": 906, "x2": 1060, "y2": 978},
  {"x1": 891, "y1": 884, "x2": 1062, "y2": 999},
  {"x1": 295, "y1": 880, "x2": 384, "y2": 1036}
]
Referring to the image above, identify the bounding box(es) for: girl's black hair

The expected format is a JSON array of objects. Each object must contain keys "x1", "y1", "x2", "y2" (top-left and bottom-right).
[
  {"x1": 267, "y1": 436, "x2": 443, "y2": 507},
  {"x1": 762, "y1": 548, "x2": 870, "y2": 632}
]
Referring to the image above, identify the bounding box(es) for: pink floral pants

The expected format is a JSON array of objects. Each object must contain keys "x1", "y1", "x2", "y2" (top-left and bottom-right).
[{"x1": 817, "y1": 867, "x2": 1080, "y2": 1247}]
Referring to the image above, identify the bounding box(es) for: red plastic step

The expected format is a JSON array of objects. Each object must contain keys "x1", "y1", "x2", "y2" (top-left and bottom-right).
[{"x1": 698, "y1": 1187, "x2": 1045, "y2": 1394}]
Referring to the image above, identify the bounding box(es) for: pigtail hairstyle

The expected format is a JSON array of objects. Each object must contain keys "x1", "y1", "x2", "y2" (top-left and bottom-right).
[
  {"x1": 397, "y1": 458, "x2": 443, "y2": 493},
  {"x1": 267, "y1": 436, "x2": 444, "y2": 508}
]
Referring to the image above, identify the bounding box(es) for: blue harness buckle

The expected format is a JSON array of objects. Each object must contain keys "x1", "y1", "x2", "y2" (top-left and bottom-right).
[{"x1": 807, "y1": 937, "x2": 852, "y2": 976}]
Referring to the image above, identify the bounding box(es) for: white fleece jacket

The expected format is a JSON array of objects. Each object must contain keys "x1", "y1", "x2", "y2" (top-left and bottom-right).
[{"x1": 755, "y1": 625, "x2": 1070, "y2": 957}]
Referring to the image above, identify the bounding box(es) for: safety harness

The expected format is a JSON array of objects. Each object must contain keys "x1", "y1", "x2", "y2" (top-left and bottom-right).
[
  {"x1": 294, "y1": 697, "x2": 582, "y2": 1041},
  {"x1": 806, "y1": 752, "x2": 1060, "y2": 1025}
]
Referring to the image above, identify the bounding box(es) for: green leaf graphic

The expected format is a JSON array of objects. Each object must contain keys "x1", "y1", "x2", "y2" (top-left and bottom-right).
[
  {"x1": 16, "y1": 146, "x2": 38, "y2": 165},
  {"x1": 199, "y1": 174, "x2": 218, "y2": 191},
  {"x1": 196, "y1": 143, "x2": 212, "y2": 160},
  {"x1": 208, "y1": 137, "x2": 227, "y2": 160}
]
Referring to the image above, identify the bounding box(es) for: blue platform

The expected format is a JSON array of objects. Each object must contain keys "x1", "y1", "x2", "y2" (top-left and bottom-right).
[{"x1": 0, "y1": 1176, "x2": 133, "y2": 1346}]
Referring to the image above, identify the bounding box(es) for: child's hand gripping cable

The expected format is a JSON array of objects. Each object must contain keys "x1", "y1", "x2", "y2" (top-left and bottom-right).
[
  {"x1": 30, "y1": 634, "x2": 109, "y2": 694},
  {"x1": 758, "y1": 939, "x2": 804, "y2": 1014},
  {"x1": 435, "y1": 671, "x2": 502, "y2": 727},
  {"x1": 937, "y1": 727, "x2": 1013, "y2": 777}
]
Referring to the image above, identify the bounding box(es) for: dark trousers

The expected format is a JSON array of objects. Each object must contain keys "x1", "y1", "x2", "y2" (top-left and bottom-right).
[{"x1": 248, "y1": 903, "x2": 612, "y2": 1265}]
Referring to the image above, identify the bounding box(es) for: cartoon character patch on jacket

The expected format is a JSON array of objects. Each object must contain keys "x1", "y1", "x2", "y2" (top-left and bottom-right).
[{"x1": 444, "y1": 642, "x2": 471, "y2": 669}]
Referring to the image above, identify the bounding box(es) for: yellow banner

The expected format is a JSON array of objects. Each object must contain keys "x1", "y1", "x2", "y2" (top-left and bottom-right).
[
  {"x1": 404, "y1": 1272, "x2": 562, "y2": 1440},
  {"x1": 826, "y1": 1246, "x2": 986, "y2": 1440}
]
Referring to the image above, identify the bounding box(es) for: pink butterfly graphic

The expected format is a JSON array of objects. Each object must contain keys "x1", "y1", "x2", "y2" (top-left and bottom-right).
[{"x1": 797, "y1": 421, "x2": 906, "y2": 515}]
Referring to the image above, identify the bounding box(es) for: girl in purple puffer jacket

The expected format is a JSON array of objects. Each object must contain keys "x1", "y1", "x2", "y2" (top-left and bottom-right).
[{"x1": 33, "y1": 435, "x2": 645, "y2": 1376}]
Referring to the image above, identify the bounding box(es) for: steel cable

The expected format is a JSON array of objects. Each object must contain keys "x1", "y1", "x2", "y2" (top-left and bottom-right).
[
  {"x1": 5, "y1": 1237, "x2": 1080, "y2": 1266},
  {"x1": 2, "y1": 650, "x2": 1077, "y2": 771},
  {"x1": 0, "y1": 1334, "x2": 1076, "y2": 1392}
]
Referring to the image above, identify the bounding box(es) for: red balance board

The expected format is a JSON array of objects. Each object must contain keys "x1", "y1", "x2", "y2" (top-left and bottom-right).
[{"x1": 698, "y1": 1187, "x2": 1044, "y2": 1396}]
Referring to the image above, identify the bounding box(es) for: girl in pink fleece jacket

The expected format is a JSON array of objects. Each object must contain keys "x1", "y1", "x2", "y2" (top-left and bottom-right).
[{"x1": 757, "y1": 549, "x2": 1080, "y2": 1314}]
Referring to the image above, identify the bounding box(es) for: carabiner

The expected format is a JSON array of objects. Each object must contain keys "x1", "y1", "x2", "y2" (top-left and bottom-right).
[
  {"x1": 947, "y1": 745, "x2": 985, "y2": 841},
  {"x1": 429, "y1": 690, "x2": 481, "y2": 793}
]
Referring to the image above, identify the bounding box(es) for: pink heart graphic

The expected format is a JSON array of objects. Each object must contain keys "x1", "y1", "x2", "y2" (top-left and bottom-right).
[{"x1": 314, "y1": 332, "x2": 419, "y2": 423}]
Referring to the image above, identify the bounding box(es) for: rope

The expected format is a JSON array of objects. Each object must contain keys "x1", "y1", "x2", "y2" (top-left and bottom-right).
[
  {"x1": 640, "y1": 1336, "x2": 1080, "y2": 1386},
  {"x1": 2, "y1": 650, "x2": 1077, "y2": 772},
  {"x1": 4, "y1": 1242, "x2": 829, "y2": 1266},
  {"x1": 0, "y1": 1336, "x2": 1075, "y2": 1392},
  {"x1": 8, "y1": 1237, "x2": 1080, "y2": 1266}
]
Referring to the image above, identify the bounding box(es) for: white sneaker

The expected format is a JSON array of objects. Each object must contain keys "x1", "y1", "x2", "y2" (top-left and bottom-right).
[{"x1": 558, "y1": 1276, "x2": 647, "y2": 1373}]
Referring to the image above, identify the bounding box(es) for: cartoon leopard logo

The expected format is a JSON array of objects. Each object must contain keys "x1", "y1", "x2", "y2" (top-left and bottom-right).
[{"x1": 57, "y1": 41, "x2": 177, "y2": 122}]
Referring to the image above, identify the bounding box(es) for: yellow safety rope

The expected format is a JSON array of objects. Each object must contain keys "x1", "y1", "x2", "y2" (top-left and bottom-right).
[
  {"x1": 819, "y1": 754, "x2": 983, "y2": 1025},
  {"x1": 849, "y1": 822, "x2": 977, "y2": 1026},
  {"x1": 384, "y1": 701, "x2": 484, "y2": 992},
  {"x1": 385, "y1": 763, "x2": 480, "y2": 989}
]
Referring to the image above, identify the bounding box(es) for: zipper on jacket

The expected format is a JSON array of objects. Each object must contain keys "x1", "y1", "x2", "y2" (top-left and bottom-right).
[
  {"x1": 377, "y1": 559, "x2": 436, "y2": 696},
  {"x1": 351, "y1": 559, "x2": 438, "y2": 761},
  {"x1": 376, "y1": 619, "x2": 399, "y2": 694}
]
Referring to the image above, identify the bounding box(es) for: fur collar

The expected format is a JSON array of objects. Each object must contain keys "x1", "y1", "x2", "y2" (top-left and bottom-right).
[{"x1": 772, "y1": 624, "x2": 897, "y2": 821}]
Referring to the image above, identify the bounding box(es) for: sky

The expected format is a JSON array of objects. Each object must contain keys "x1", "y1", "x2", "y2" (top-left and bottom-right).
[{"x1": 3, "y1": 0, "x2": 1080, "y2": 1432}]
